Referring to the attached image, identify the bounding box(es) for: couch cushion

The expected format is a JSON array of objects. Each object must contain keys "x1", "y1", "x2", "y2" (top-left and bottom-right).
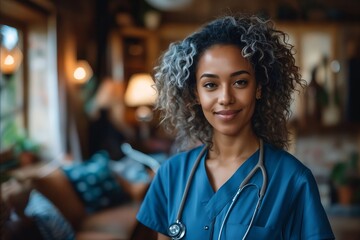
[
  {"x1": 62, "y1": 152, "x2": 131, "y2": 214},
  {"x1": 78, "y1": 202, "x2": 140, "y2": 240},
  {"x1": 25, "y1": 190, "x2": 75, "y2": 240},
  {"x1": 33, "y1": 167, "x2": 86, "y2": 230}
]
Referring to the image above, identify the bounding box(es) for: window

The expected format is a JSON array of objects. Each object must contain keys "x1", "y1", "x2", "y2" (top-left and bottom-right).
[
  {"x1": 0, "y1": 24, "x2": 25, "y2": 152},
  {"x1": 1, "y1": 14, "x2": 65, "y2": 163}
]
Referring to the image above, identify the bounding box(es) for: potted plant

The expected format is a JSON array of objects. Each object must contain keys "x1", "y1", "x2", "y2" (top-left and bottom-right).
[
  {"x1": 330, "y1": 152, "x2": 360, "y2": 205},
  {"x1": 1, "y1": 121, "x2": 41, "y2": 168}
]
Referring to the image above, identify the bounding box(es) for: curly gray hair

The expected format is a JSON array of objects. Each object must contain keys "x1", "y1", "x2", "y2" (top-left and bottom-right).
[{"x1": 153, "y1": 14, "x2": 304, "y2": 151}]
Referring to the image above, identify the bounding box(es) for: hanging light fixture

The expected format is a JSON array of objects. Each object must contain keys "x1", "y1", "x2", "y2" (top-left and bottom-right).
[
  {"x1": 72, "y1": 60, "x2": 93, "y2": 84},
  {"x1": 0, "y1": 46, "x2": 23, "y2": 75},
  {"x1": 145, "y1": 0, "x2": 193, "y2": 11}
]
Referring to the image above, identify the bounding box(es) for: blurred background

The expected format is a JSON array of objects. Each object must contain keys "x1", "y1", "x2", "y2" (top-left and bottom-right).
[{"x1": 1, "y1": 0, "x2": 360, "y2": 239}]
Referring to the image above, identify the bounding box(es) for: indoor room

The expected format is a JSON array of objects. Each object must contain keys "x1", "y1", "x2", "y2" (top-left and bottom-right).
[{"x1": 1, "y1": 0, "x2": 359, "y2": 239}]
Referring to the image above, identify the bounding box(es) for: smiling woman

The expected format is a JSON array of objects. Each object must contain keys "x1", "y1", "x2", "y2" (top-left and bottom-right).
[{"x1": 135, "y1": 14, "x2": 335, "y2": 240}]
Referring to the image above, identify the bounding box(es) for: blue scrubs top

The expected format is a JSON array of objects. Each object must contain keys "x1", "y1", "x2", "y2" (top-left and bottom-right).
[{"x1": 137, "y1": 143, "x2": 335, "y2": 239}]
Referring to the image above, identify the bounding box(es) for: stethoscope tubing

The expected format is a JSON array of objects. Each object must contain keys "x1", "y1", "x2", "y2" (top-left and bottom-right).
[
  {"x1": 169, "y1": 139, "x2": 267, "y2": 240},
  {"x1": 176, "y1": 145, "x2": 208, "y2": 221},
  {"x1": 217, "y1": 139, "x2": 266, "y2": 240},
  {"x1": 217, "y1": 184, "x2": 264, "y2": 240}
]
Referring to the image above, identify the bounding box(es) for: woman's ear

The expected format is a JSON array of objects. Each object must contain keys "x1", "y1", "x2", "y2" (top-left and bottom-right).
[
  {"x1": 195, "y1": 90, "x2": 200, "y2": 104},
  {"x1": 256, "y1": 85, "x2": 262, "y2": 100}
]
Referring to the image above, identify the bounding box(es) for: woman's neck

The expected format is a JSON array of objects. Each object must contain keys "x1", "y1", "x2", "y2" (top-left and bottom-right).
[
  {"x1": 205, "y1": 132, "x2": 260, "y2": 191},
  {"x1": 209, "y1": 132, "x2": 259, "y2": 164}
]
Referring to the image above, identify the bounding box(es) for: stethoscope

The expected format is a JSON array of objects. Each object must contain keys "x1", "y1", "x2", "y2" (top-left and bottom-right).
[{"x1": 168, "y1": 139, "x2": 267, "y2": 240}]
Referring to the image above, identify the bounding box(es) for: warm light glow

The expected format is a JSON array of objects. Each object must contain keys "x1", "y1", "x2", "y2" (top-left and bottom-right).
[
  {"x1": 124, "y1": 73, "x2": 157, "y2": 107},
  {"x1": 74, "y1": 66, "x2": 86, "y2": 80},
  {"x1": 0, "y1": 46, "x2": 23, "y2": 74},
  {"x1": 5, "y1": 55, "x2": 15, "y2": 65},
  {"x1": 72, "y1": 60, "x2": 93, "y2": 84}
]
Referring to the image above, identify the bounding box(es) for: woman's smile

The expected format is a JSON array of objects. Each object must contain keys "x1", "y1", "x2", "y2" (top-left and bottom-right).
[{"x1": 214, "y1": 109, "x2": 242, "y2": 121}]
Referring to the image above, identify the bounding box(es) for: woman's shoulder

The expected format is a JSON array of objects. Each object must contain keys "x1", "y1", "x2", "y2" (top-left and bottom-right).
[
  {"x1": 263, "y1": 143, "x2": 310, "y2": 173},
  {"x1": 263, "y1": 143, "x2": 319, "y2": 191}
]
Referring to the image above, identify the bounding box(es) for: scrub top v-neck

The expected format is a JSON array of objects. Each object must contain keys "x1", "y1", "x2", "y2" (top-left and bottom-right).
[{"x1": 136, "y1": 143, "x2": 334, "y2": 240}]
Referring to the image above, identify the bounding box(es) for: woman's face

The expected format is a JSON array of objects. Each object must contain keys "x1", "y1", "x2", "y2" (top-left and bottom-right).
[{"x1": 195, "y1": 44, "x2": 260, "y2": 138}]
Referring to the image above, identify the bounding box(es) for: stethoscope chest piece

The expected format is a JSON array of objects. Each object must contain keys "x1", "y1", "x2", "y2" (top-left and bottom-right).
[{"x1": 168, "y1": 220, "x2": 186, "y2": 240}]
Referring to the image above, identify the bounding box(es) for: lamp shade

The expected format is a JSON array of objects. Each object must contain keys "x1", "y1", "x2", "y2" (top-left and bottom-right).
[
  {"x1": 0, "y1": 46, "x2": 23, "y2": 74},
  {"x1": 124, "y1": 73, "x2": 157, "y2": 107}
]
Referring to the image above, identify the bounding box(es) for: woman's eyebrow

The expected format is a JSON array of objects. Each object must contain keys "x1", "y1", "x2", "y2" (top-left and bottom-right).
[
  {"x1": 199, "y1": 70, "x2": 251, "y2": 79},
  {"x1": 199, "y1": 73, "x2": 218, "y2": 79},
  {"x1": 200, "y1": 70, "x2": 250, "y2": 78},
  {"x1": 230, "y1": 70, "x2": 251, "y2": 77}
]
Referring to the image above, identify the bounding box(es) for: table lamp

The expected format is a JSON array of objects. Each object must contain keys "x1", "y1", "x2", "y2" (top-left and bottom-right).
[{"x1": 124, "y1": 73, "x2": 157, "y2": 139}]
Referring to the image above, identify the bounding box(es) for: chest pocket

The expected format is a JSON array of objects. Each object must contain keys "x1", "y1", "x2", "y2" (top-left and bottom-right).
[{"x1": 222, "y1": 223, "x2": 280, "y2": 240}]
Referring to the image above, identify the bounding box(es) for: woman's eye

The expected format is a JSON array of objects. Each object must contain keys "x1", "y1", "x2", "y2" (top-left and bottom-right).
[
  {"x1": 234, "y1": 80, "x2": 248, "y2": 87},
  {"x1": 203, "y1": 82, "x2": 217, "y2": 89}
]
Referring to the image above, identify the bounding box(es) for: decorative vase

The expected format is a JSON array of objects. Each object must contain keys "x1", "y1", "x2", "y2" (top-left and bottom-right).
[{"x1": 337, "y1": 185, "x2": 353, "y2": 205}]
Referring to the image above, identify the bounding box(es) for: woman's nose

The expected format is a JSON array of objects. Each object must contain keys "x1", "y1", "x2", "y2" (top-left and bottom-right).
[{"x1": 218, "y1": 86, "x2": 234, "y2": 105}]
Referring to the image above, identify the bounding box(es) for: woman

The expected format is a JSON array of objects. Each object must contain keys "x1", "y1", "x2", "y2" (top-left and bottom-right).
[{"x1": 136, "y1": 14, "x2": 335, "y2": 239}]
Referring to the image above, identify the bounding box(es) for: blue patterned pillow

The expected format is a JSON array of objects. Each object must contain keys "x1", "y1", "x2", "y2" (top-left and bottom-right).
[
  {"x1": 25, "y1": 190, "x2": 75, "y2": 240},
  {"x1": 62, "y1": 152, "x2": 130, "y2": 213}
]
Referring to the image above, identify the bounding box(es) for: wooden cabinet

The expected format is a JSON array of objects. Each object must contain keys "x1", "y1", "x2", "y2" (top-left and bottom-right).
[
  {"x1": 109, "y1": 27, "x2": 159, "y2": 83},
  {"x1": 276, "y1": 22, "x2": 341, "y2": 129},
  {"x1": 109, "y1": 24, "x2": 203, "y2": 84},
  {"x1": 275, "y1": 22, "x2": 360, "y2": 132}
]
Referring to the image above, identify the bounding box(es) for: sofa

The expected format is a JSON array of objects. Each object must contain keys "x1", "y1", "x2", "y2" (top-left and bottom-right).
[{"x1": 1, "y1": 151, "x2": 162, "y2": 240}]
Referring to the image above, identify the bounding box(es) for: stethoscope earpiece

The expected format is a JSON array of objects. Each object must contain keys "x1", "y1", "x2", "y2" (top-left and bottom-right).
[{"x1": 168, "y1": 221, "x2": 186, "y2": 240}]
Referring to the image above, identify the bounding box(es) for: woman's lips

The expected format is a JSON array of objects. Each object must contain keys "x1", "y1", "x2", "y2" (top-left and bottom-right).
[{"x1": 214, "y1": 109, "x2": 241, "y2": 120}]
